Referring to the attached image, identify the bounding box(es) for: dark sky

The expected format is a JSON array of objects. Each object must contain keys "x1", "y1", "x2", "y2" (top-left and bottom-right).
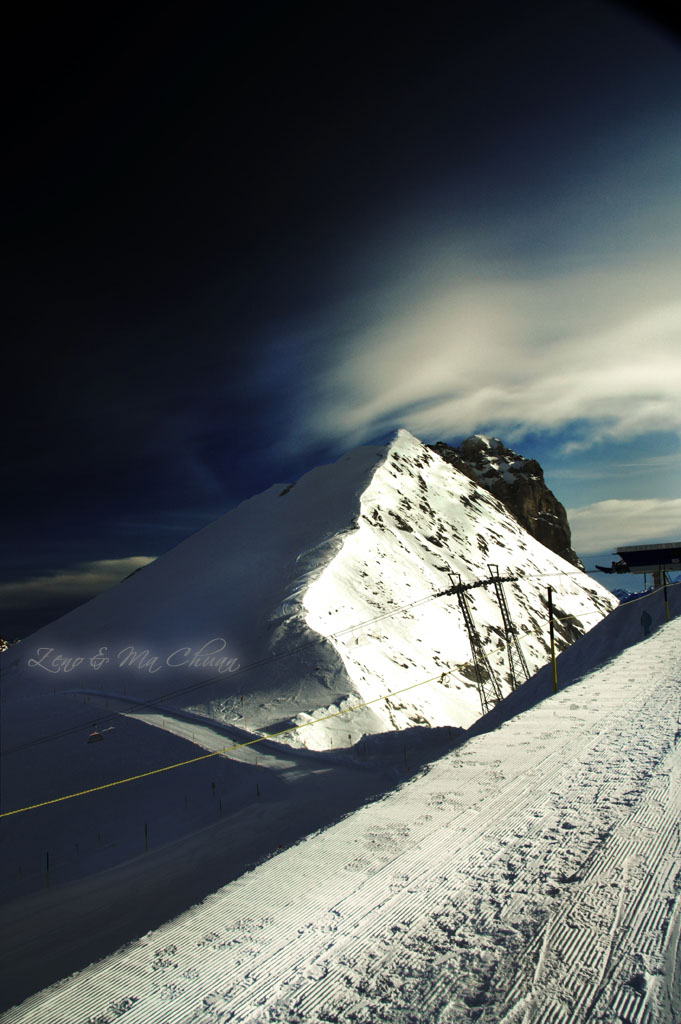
[{"x1": 4, "y1": 1, "x2": 681, "y2": 639}]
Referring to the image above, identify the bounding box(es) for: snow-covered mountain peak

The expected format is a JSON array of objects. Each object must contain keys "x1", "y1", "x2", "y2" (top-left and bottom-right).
[
  {"x1": 467, "y1": 433, "x2": 504, "y2": 451},
  {"x1": 294, "y1": 429, "x2": 614, "y2": 746},
  {"x1": 3, "y1": 429, "x2": 615, "y2": 760},
  {"x1": 0, "y1": 427, "x2": 622, "y2": 944}
]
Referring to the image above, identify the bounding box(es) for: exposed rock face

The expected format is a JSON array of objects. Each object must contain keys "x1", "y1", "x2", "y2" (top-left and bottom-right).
[{"x1": 429, "y1": 435, "x2": 584, "y2": 569}]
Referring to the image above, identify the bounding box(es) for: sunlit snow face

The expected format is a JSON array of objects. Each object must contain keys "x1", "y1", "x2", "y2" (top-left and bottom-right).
[{"x1": 300, "y1": 431, "x2": 615, "y2": 747}]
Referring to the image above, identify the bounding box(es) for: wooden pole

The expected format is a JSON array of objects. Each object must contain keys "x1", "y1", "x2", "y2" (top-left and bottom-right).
[{"x1": 548, "y1": 586, "x2": 558, "y2": 693}]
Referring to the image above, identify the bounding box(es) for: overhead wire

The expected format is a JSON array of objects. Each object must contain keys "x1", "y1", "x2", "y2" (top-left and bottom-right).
[{"x1": 0, "y1": 671, "x2": 451, "y2": 818}]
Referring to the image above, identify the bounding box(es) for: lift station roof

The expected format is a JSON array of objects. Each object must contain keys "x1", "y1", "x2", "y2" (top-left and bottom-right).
[{"x1": 616, "y1": 542, "x2": 681, "y2": 574}]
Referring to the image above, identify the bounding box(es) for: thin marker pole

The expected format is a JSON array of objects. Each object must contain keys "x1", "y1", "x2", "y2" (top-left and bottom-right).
[
  {"x1": 548, "y1": 586, "x2": 558, "y2": 693},
  {"x1": 663, "y1": 569, "x2": 670, "y2": 622}
]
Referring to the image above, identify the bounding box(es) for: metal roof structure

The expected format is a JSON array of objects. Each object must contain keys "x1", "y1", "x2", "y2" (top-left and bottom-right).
[{"x1": 616, "y1": 542, "x2": 681, "y2": 574}]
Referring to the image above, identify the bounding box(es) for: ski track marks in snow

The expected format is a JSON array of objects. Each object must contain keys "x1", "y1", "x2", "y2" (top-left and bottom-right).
[{"x1": 4, "y1": 619, "x2": 681, "y2": 1024}]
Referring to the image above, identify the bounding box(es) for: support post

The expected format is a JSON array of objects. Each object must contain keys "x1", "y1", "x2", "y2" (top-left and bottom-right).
[
  {"x1": 548, "y1": 586, "x2": 558, "y2": 693},
  {"x1": 663, "y1": 569, "x2": 670, "y2": 623}
]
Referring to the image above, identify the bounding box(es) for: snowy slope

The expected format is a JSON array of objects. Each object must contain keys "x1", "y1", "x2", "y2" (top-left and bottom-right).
[
  {"x1": 0, "y1": 431, "x2": 615, "y2": 875},
  {"x1": 0, "y1": 428, "x2": 618, "y2": 992},
  {"x1": 0, "y1": 442, "x2": 388, "y2": 858},
  {"x1": 1, "y1": 429, "x2": 615, "y2": 755},
  {"x1": 4, "y1": 612, "x2": 680, "y2": 1024}
]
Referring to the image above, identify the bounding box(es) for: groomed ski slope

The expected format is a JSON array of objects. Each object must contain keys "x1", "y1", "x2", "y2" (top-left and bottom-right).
[{"x1": 6, "y1": 614, "x2": 680, "y2": 1024}]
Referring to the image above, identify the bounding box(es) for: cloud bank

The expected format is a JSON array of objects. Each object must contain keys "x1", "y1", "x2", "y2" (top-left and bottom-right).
[
  {"x1": 0, "y1": 557, "x2": 156, "y2": 611},
  {"x1": 567, "y1": 498, "x2": 681, "y2": 554},
  {"x1": 282, "y1": 259, "x2": 681, "y2": 460}
]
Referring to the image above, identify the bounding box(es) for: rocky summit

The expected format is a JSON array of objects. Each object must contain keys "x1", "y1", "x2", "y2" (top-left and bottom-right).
[{"x1": 429, "y1": 435, "x2": 584, "y2": 569}]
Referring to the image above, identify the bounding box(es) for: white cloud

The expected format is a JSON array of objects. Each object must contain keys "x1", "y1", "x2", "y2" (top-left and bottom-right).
[
  {"x1": 279, "y1": 257, "x2": 681, "y2": 460},
  {"x1": 566, "y1": 498, "x2": 681, "y2": 554},
  {"x1": 549, "y1": 451, "x2": 681, "y2": 482},
  {"x1": 0, "y1": 557, "x2": 156, "y2": 610}
]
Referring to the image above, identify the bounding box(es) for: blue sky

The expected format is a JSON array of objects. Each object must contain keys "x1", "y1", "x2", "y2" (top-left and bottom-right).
[{"x1": 3, "y1": 0, "x2": 681, "y2": 637}]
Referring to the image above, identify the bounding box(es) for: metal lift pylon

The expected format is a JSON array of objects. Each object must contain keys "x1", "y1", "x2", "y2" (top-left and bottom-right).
[
  {"x1": 450, "y1": 572, "x2": 503, "y2": 715},
  {"x1": 487, "y1": 564, "x2": 531, "y2": 690}
]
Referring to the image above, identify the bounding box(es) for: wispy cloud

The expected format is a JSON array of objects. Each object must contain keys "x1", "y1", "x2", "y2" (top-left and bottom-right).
[
  {"x1": 567, "y1": 498, "x2": 681, "y2": 554},
  {"x1": 251, "y1": 118, "x2": 681, "y2": 538},
  {"x1": 549, "y1": 451, "x2": 681, "y2": 481},
  {"x1": 0, "y1": 557, "x2": 156, "y2": 610},
  {"x1": 281, "y1": 262, "x2": 681, "y2": 460},
  {"x1": 111, "y1": 512, "x2": 221, "y2": 535}
]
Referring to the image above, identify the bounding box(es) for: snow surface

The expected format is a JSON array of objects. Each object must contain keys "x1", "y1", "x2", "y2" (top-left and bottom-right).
[
  {"x1": 0, "y1": 431, "x2": 616, "y2": 912},
  {"x1": 3, "y1": 597, "x2": 680, "y2": 1023},
  {"x1": 298, "y1": 429, "x2": 615, "y2": 744},
  {"x1": 2, "y1": 427, "x2": 665, "y2": 1020}
]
